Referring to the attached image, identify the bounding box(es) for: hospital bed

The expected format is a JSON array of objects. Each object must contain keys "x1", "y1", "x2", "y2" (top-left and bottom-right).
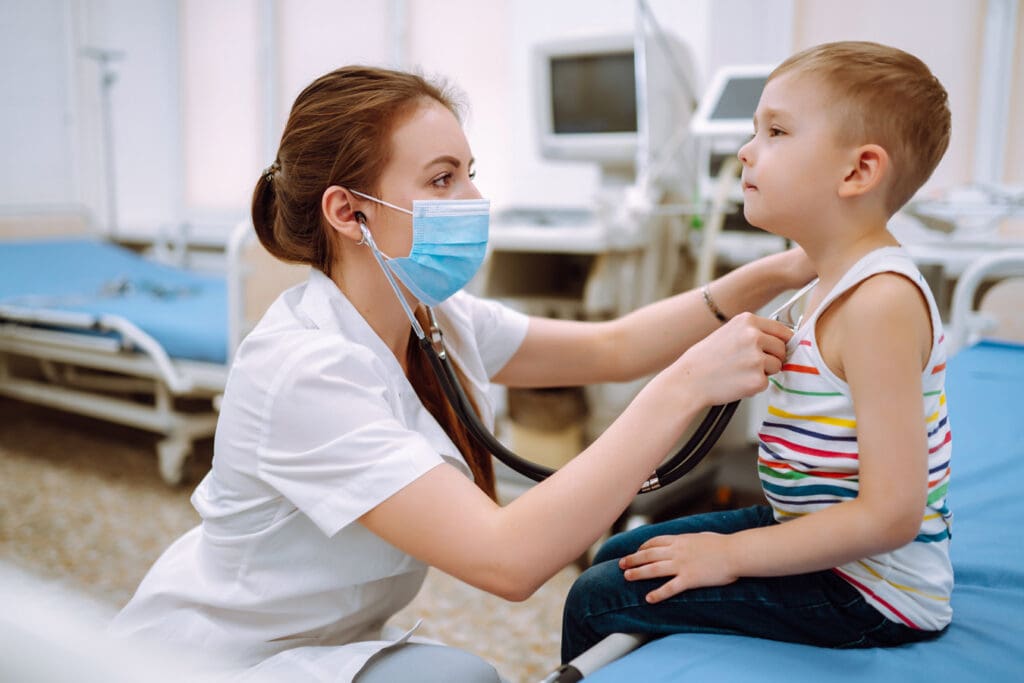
[
  {"x1": 0, "y1": 218, "x2": 306, "y2": 484},
  {"x1": 567, "y1": 249, "x2": 1024, "y2": 682}
]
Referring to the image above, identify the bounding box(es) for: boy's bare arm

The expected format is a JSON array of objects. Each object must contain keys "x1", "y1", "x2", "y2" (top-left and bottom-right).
[{"x1": 620, "y1": 274, "x2": 933, "y2": 603}]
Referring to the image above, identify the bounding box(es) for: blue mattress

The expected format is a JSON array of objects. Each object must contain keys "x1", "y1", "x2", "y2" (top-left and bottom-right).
[
  {"x1": 588, "y1": 340, "x2": 1024, "y2": 682},
  {"x1": 0, "y1": 239, "x2": 227, "y2": 364}
]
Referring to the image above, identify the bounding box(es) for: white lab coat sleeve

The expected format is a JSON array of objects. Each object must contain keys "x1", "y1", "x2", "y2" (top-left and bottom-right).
[
  {"x1": 448, "y1": 292, "x2": 529, "y2": 378},
  {"x1": 254, "y1": 336, "x2": 444, "y2": 538}
]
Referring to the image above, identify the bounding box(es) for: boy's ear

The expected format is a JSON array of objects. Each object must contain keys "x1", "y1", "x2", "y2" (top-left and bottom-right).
[
  {"x1": 321, "y1": 186, "x2": 365, "y2": 243},
  {"x1": 838, "y1": 144, "x2": 888, "y2": 199}
]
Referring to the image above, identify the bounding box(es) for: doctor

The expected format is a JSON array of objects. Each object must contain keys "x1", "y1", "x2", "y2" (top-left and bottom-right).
[{"x1": 110, "y1": 66, "x2": 812, "y2": 681}]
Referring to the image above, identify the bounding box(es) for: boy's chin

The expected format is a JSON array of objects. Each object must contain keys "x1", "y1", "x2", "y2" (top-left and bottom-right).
[
  {"x1": 742, "y1": 209, "x2": 775, "y2": 235},
  {"x1": 742, "y1": 209, "x2": 797, "y2": 241}
]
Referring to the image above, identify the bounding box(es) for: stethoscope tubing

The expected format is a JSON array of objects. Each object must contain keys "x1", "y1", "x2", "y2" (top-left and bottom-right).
[
  {"x1": 421, "y1": 328, "x2": 735, "y2": 494},
  {"x1": 421, "y1": 278, "x2": 817, "y2": 495}
]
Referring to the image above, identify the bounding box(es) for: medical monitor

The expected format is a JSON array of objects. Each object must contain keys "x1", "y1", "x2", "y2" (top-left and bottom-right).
[
  {"x1": 690, "y1": 64, "x2": 775, "y2": 141},
  {"x1": 533, "y1": 33, "x2": 697, "y2": 170},
  {"x1": 551, "y1": 51, "x2": 637, "y2": 136}
]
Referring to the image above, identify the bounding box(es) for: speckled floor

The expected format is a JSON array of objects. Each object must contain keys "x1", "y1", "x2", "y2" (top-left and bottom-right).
[
  {"x1": 0, "y1": 397, "x2": 577, "y2": 682},
  {"x1": 0, "y1": 393, "x2": 766, "y2": 681}
]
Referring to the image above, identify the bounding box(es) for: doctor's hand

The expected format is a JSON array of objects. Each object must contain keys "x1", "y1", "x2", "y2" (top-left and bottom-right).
[
  {"x1": 620, "y1": 531, "x2": 739, "y2": 603},
  {"x1": 773, "y1": 245, "x2": 816, "y2": 292},
  {"x1": 667, "y1": 312, "x2": 792, "y2": 408}
]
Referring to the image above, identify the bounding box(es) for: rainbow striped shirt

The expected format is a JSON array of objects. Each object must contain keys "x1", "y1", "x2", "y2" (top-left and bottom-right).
[{"x1": 758, "y1": 247, "x2": 953, "y2": 631}]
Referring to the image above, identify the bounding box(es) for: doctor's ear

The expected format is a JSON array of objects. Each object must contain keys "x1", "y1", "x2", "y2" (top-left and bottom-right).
[
  {"x1": 838, "y1": 144, "x2": 888, "y2": 199},
  {"x1": 321, "y1": 186, "x2": 365, "y2": 243}
]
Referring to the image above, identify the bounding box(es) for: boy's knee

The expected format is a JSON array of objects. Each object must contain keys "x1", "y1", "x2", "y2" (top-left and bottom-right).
[
  {"x1": 565, "y1": 560, "x2": 625, "y2": 617},
  {"x1": 592, "y1": 531, "x2": 638, "y2": 565},
  {"x1": 562, "y1": 560, "x2": 635, "y2": 664}
]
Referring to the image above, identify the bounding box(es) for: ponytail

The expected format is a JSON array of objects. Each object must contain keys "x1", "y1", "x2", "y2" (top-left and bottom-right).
[
  {"x1": 250, "y1": 161, "x2": 334, "y2": 273},
  {"x1": 251, "y1": 166, "x2": 279, "y2": 258}
]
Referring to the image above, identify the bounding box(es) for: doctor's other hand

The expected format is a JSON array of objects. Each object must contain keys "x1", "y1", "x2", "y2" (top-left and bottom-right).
[
  {"x1": 774, "y1": 245, "x2": 816, "y2": 291},
  {"x1": 668, "y1": 312, "x2": 792, "y2": 408}
]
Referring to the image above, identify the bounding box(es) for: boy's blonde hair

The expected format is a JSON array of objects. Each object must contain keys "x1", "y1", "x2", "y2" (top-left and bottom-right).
[{"x1": 770, "y1": 41, "x2": 950, "y2": 215}]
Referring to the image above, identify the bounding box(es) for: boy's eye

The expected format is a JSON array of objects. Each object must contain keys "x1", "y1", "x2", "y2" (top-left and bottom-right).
[{"x1": 768, "y1": 127, "x2": 785, "y2": 137}]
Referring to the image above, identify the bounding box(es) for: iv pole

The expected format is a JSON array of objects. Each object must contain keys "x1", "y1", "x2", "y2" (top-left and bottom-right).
[{"x1": 80, "y1": 47, "x2": 124, "y2": 239}]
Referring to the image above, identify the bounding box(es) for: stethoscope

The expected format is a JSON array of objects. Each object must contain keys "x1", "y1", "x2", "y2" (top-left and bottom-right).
[
  {"x1": 360, "y1": 216, "x2": 817, "y2": 494},
  {"x1": 418, "y1": 277, "x2": 817, "y2": 495}
]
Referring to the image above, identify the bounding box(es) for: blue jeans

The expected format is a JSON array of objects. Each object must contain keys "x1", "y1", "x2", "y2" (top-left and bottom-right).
[{"x1": 561, "y1": 505, "x2": 943, "y2": 662}]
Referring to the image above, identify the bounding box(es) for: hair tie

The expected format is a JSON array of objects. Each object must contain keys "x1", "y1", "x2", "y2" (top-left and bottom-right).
[{"x1": 264, "y1": 160, "x2": 280, "y2": 183}]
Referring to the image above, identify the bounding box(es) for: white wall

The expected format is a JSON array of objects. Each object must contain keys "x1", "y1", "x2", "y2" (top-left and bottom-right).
[
  {"x1": 1, "y1": 0, "x2": 1021, "y2": 242},
  {"x1": 0, "y1": 0, "x2": 180, "y2": 236},
  {"x1": 181, "y1": 0, "x2": 260, "y2": 219},
  {"x1": 0, "y1": 1, "x2": 77, "y2": 210},
  {"x1": 1006, "y1": 4, "x2": 1024, "y2": 186},
  {"x1": 179, "y1": 0, "x2": 399, "y2": 238},
  {"x1": 792, "y1": 0, "x2": 985, "y2": 197},
  {"x1": 73, "y1": 0, "x2": 182, "y2": 237}
]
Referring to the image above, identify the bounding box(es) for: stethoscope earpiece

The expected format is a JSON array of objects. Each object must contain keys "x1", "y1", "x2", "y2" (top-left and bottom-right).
[{"x1": 355, "y1": 215, "x2": 369, "y2": 246}]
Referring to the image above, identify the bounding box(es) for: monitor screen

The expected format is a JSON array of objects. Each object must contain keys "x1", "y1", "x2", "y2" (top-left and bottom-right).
[
  {"x1": 550, "y1": 51, "x2": 637, "y2": 134},
  {"x1": 708, "y1": 75, "x2": 768, "y2": 120},
  {"x1": 691, "y1": 65, "x2": 775, "y2": 140}
]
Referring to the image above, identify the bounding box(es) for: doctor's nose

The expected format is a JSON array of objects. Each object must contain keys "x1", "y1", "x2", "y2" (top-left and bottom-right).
[{"x1": 462, "y1": 179, "x2": 483, "y2": 200}]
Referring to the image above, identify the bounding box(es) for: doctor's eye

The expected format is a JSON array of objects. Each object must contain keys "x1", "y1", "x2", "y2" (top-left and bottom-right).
[
  {"x1": 468, "y1": 167, "x2": 477, "y2": 181},
  {"x1": 431, "y1": 172, "x2": 454, "y2": 188}
]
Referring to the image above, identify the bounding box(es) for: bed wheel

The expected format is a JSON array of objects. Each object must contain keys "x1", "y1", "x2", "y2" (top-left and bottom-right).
[{"x1": 157, "y1": 437, "x2": 191, "y2": 485}]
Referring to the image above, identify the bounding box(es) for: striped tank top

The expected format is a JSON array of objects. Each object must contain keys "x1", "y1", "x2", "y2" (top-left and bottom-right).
[{"x1": 758, "y1": 247, "x2": 953, "y2": 630}]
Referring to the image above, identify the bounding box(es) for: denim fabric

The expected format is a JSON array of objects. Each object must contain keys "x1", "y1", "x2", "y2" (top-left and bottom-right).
[{"x1": 561, "y1": 505, "x2": 943, "y2": 663}]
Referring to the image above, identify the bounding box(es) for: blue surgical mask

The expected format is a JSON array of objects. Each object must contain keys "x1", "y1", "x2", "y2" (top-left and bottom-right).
[{"x1": 350, "y1": 189, "x2": 489, "y2": 308}]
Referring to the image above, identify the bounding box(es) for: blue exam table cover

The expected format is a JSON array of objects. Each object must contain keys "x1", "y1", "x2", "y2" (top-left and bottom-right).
[
  {"x1": 0, "y1": 238, "x2": 228, "y2": 364},
  {"x1": 588, "y1": 340, "x2": 1024, "y2": 682}
]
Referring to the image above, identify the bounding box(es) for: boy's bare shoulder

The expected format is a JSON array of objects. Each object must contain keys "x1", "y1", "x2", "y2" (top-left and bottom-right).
[
  {"x1": 826, "y1": 271, "x2": 934, "y2": 368},
  {"x1": 838, "y1": 271, "x2": 930, "y2": 325},
  {"x1": 817, "y1": 271, "x2": 933, "y2": 377}
]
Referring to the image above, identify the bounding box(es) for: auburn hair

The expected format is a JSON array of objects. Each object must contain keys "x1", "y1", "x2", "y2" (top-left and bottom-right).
[
  {"x1": 251, "y1": 66, "x2": 495, "y2": 500},
  {"x1": 770, "y1": 41, "x2": 951, "y2": 215}
]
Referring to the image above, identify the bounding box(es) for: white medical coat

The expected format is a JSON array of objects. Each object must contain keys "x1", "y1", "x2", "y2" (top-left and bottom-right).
[{"x1": 109, "y1": 269, "x2": 529, "y2": 681}]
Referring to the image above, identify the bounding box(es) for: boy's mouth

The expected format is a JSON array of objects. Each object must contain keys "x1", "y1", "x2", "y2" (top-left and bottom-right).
[{"x1": 742, "y1": 180, "x2": 758, "y2": 192}]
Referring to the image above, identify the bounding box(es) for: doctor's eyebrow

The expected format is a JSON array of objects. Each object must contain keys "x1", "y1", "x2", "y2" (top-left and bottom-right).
[{"x1": 424, "y1": 155, "x2": 474, "y2": 170}]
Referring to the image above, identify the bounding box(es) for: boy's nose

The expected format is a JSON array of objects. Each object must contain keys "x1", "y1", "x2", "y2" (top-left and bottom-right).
[{"x1": 737, "y1": 140, "x2": 753, "y2": 165}]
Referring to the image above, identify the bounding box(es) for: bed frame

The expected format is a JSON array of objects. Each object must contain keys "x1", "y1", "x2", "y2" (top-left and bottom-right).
[
  {"x1": 947, "y1": 249, "x2": 1024, "y2": 353},
  {"x1": 0, "y1": 217, "x2": 306, "y2": 485}
]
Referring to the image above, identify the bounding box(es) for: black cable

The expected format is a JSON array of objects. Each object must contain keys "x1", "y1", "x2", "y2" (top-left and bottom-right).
[
  {"x1": 421, "y1": 336, "x2": 737, "y2": 494},
  {"x1": 423, "y1": 338, "x2": 552, "y2": 482}
]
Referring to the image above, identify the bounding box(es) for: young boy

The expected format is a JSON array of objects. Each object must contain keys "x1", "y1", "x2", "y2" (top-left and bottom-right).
[{"x1": 561, "y1": 41, "x2": 954, "y2": 661}]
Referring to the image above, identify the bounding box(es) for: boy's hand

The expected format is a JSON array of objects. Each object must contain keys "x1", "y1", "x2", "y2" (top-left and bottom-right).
[{"x1": 619, "y1": 532, "x2": 739, "y2": 603}]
